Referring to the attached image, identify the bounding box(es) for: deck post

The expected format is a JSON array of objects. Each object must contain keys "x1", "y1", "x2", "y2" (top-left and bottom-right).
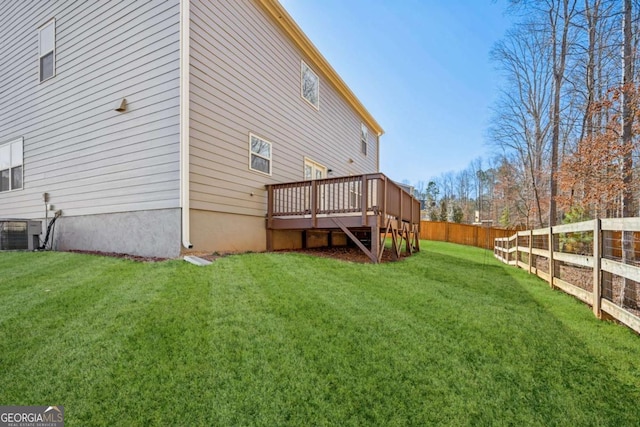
[
  {"x1": 266, "y1": 184, "x2": 274, "y2": 229},
  {"x1": 266, "y1": 228, "x2": 274, "y2": 251},
  {"x1": 361, "y1": 175, "x2": 368, "y2": 226},
  {"x1": 391, "y1": 221, "x2": 400, "y2": 260},
  {"x1": 266, "y1": 184, "x2": 274, "y2": 251},
  {"x1": 310, "y1": 180, "x2": 317, "y2": 228},
  {"x1": 382, "y1": 175, "x2": 387, "y2": 219},
  {"x1": 404, "y1": 222, "x2": 412, "y2": 254},
  {"x1": 371, "y1": 224, "x2": 380, "y2": 263}
]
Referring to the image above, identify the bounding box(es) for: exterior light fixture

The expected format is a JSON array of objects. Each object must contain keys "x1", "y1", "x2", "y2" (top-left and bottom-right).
[{"x1": 115, "y1": 98, "x2": 127, "y2": 112}]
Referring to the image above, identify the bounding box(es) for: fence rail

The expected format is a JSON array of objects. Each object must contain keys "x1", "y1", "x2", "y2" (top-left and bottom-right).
[{"x1": 494, "y1": 218, "x2": 640, "y2": 334}]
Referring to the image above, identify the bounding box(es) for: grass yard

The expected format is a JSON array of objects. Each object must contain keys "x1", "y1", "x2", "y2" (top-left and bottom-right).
[{"x1": 1, "y1": 242, "x2": 640, "y2": 426}]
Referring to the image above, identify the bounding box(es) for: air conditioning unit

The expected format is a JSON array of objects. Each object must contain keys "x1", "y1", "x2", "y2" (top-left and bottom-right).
[{"x1": 0, "y1": 220, "x2": 42, "y2": 250}]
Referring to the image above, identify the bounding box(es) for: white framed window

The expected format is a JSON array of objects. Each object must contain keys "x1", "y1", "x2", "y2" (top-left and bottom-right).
[
  {"x1": 0, "y1": 137, "x2": 24, "y2": 192},
  {"x1": 39, "y1": 19, "x2": 56, "y2": 82},
  {"x1": 303, "y1": 158, "x2": 327, "y2": 180},
  {"x1": 301, "y1": 61, "x2": 319, "y2": 109},
  {"x1": 361, "y1": 123, "x2": 368, "y2": 155},
  {"x1": 249, "y1": 133, "x2": 272, "y2": 175}
]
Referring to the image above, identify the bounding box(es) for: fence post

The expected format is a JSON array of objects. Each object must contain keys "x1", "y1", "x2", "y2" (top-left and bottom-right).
[
  {"x1": 593, "y1": 218, "x2": 602, "y2": 318},
  {"x1": 548, "y1": 227, "x2": 554, "y2": 288},
  {"x1": 528, "y1": 229, "x2": 533, "y2": 274},
  {"x1": 515, "y1": 233, "x2": 519, "y2": 267}
]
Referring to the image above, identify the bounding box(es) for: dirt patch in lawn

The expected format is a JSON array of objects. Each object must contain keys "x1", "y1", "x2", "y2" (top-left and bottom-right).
[
  {"x1": 65, "y1": 246, "x2": 412, "y2": 264},
  {"x1": 66, "y1": 250, "x2": 168, "y2": 263}
]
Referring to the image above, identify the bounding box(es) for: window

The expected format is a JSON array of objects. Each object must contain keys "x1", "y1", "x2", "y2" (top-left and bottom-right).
[
  {"x1": 361, "y1": 123, "x2": 368, "y2": 155},
  {"x1": 301, "y1": 61, "x2": 319, "y2": 109},
  {"x1": 249, "y1": 133, "x2": 272, "y2": 175},
  {"x1": 304, "y1": 158, "x2": 327, "y2": 210},
  {"x1": 0, "y1": 138, "x2": 24, "y2": 192},
  {"x1": 303, "y1": 158, "x2": 327, "y2": 180},
  {"x1": 39, "y1": 20, "x2": 55, "y2": 82}
]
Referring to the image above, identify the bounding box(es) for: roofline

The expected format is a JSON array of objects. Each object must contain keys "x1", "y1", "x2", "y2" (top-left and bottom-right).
[{"x1": 256, "y1": 0, "x2": 384, "y2": 136}]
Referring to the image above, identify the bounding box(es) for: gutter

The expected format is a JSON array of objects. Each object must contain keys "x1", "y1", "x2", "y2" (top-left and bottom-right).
[{"x1": 179, "y1": 0, "x2": 192, "y2": 249}]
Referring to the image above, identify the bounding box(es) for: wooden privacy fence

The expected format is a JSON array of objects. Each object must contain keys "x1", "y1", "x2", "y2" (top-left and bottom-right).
[
  {"x1": 494, "y1": 218, "x2": 640, "y2": 334},
  {"x1": 421, "y1": 221, "x2": 515, "y2": 250}
]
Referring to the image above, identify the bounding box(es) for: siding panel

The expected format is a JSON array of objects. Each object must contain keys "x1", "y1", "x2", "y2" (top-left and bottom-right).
[
  {"x1": 0, "y1": 1, "x2": 181, "y2": 219},
  {"x1": 189, "y1": 0, "x2": 378, "y2": 218}
]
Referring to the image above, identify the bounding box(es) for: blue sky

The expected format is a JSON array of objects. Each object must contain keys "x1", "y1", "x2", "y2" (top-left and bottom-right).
[{"x1": 279, "y1": 0, "x2": 514, "y2": 185}]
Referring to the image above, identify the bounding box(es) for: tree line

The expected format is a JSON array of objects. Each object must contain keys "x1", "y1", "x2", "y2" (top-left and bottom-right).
[{"x1": 415, "y1": 0, "x2": 640, "y2": 228}]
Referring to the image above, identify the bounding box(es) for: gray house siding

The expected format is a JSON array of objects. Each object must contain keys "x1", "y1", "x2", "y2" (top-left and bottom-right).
[
  {"x1": 188, "y1": 0, "x2": 379, "y2": 252},
  {"x1": 0, "y1": 1, "x2": 182, "y2": 257},
  {"x1": 0, "y1": 0, "x2": 382, "y2": 257}
]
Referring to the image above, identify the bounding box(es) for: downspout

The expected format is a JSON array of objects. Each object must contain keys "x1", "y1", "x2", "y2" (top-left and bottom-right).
[{"x1": 180, "y1": 0, "x2": 193, "y2": 249}]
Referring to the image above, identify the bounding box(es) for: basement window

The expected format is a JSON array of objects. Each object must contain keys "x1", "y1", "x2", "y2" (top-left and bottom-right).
[
  {"x1": 0, "y1": 137, "x2": 24, "y2": 192},
  {"x1": 39, "y1": 19, "x2": 56, "y2": 82},
  {"x1": 249, "y1": 133, "x2": 272, "y2": 175}
]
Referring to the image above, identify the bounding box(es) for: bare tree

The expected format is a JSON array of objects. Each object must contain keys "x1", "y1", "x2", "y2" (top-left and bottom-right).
[
  {"x1": 622, "y1": 0, "x2": 634, "y2": 218},
  {"x1": 621, "y1": 0, "x2": 636, "y2": 307},
  {"x1": 490, "y1": 22, "x2": 553, "y2": 227},
  {"x1": 546, "y1": 0, "x2": 579, "y2": 226}
]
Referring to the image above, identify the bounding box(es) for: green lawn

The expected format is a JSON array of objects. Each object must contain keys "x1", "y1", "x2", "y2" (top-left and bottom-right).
[{"x1": 1, "y1": 242, "x2": 640, "y2": 426}]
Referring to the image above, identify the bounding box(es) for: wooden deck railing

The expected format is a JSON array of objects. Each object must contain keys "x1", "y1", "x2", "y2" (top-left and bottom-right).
[{"x1": 266, "y1": 173, "x2": 421, "y2": 227}]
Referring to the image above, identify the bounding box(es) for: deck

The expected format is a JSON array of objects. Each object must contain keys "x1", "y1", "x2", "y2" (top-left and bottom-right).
[{"x1": 266, "y1": 173, "x2": 421, "y2": 263}]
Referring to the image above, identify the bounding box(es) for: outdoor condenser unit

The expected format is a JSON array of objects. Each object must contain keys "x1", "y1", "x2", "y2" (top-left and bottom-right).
[{"x1": 0, "y1": 220, "x2": 42, "y2": 250}]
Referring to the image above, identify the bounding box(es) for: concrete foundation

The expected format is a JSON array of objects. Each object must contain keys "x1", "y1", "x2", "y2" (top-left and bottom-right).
[
  {"x1": 48, "y1": 207, "x2": 352, "y2": 258},
  {"x1": 54, "y1": 208, "x2": 181, "y2": 258}
]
